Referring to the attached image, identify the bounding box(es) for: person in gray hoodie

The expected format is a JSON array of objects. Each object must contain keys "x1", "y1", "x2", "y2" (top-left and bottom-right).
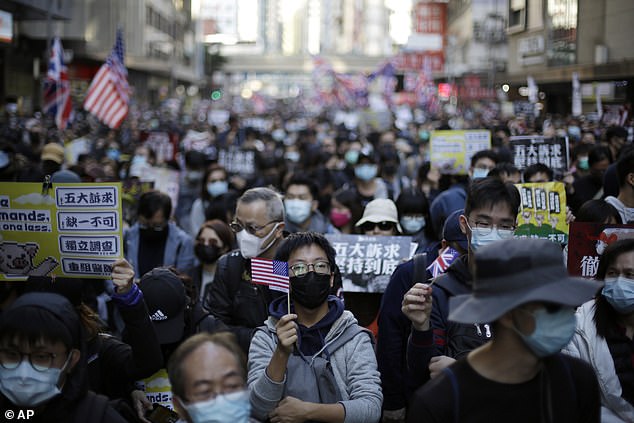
[{"x1": 247, "y1": 232, "x2": 382, "y2": 423}]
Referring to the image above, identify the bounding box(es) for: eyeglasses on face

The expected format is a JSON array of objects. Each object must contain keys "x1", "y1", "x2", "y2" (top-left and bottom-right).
[
  {"x1": 0, "y1": 349, "x2": 62, "y2": 372},
  {"x1": 289, "y1": 261, "x2": 331, "y2": 277},
  {"x1": 360, "y1": 221, "x2": 396, "y2": 232},
  {"x1": 229, "y1": 219, "x2": 279, "y2": 235},
  {"x1": 466, "y1": 220, "x2": 515, "y2": 237}
]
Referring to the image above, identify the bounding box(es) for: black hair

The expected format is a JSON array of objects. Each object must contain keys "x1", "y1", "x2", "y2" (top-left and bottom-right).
[
  {"x1": 616, "y1": 150, "x2": 634, "y2": 187},
  {"x1": 488, "y1": 162, "x2": 520, "y2": 180},
  {"x1": 464, "y1": 178, "x2": 521, "y2": 219},
  {"x1": 523, "y1": 163, "x2": 554, "y2": 182},
  {"x1": 395, "y1": 188, "x2": 436, "y2": 241},
  {"x1": 275, "y1": 232, "x2": 337, "y2": 272},
  {"x1": 138, "y1": 190, "x2": 172, "y2": 220},
  {"x1": 470, "y1": 149, "x2": 498, "y2": 168},
  {"x1": 588, "y1": 145, "x2": 612, "y2": 168},
  {"x1": 576, "y1": 200, "x2": 621, "y2": 224},
  {"x1": 606, "y1": 126, "x2": 628, "y2": 143},
  {"x1": 284, "y1": 174, "x2": 319, "y2": 200},
  {"x1": 594, "y1": 239, "x2": 634, "y2": 339},
  {"x1": 332, "y1": 188, "x2": 364, "y2": 233},
  {"x1": 200, "y1": 164, "x2": 229, "y2": 203}
]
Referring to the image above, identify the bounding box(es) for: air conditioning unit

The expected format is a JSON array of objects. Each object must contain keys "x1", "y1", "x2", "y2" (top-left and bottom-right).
[{"x1": 595, "y1": 45, "x2": 608, "y2": 65}]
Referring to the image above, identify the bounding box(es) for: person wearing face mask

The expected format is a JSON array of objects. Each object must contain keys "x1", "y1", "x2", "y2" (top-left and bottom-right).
[
  {"x1": 248, "y1": 232, "x2": 382, "y2": 423},
  {"x1": 604, "y1": 151, "x2": 634, "y2": 224},
  {"x1": 188, "y1": 220, "x2": 236, "y2": 303},
  {"x1": 402, "y1": 178, "x2": 520, "y2": 387},
  {"x1": 0, "y1": 292, "x2": 127, "y2": 422},
  {"x1": 124, "y1": 190, "x2": 196, "y2": 277},
  {"x1": 283, "y1": 175, "x2": 339, "y2": 235},
  {"x1": 379, "y1": 147, "x2": 410, "y2": 200},
  {"x1": 203, "y1": 187, "x2": 287, "y2": 353},
  {"x1": 396, "y1": 188, "x2": 436, "y2": 255},
  {"x1": 343, "y1": 151, "x2": 389, "y2": 208},
  {"x1": 564, "y1": 239, "x2": 634, "y2": 421},
  {"x1": 189, "y1": 164, "x2": 239, "y2": 235},
  {"x1": 568, "y1": 145, "x2": 613, "y2": 214},
  {"x1": 329, "y1": 188, "x2": 364, "y2": 234},
  {"x1": 407, "y1": 238, "x2": 600, "y2": 422},
  {"x1": 176, "y1": 151, "x2": 209, "y2": 235},
  {"x1": 168, "y1": 332, "x2": 257, "y2": 423}
]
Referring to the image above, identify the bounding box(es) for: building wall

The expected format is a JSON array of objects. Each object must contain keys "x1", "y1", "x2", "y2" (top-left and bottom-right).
[{"x1": 604, "y1": 0, "x2": 634, "y2": 61}]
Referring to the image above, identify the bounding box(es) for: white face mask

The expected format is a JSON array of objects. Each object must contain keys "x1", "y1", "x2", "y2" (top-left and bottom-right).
[
  {"x1": 284, "y1": 199, "x2": 312, "y2": 224},
  {"x1": 183, "y1": 390, "x2": 251, "y2": 423},
  {"x1": 469, "y1": 226, "x2": 514, "y2": 251},
  {"x1": 236, "y1": 223, "x2": 280, "y2": 259},
  {"x1": 0, "y1": 353, "x2": 71, "y2": 407},
  {"x1": 472, "y1": 168, "x2": 489, "y2": 180}
]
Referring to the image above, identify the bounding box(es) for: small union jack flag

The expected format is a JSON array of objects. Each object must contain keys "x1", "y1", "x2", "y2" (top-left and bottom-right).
[{"x1": 426, "y1": 246, "x2": 461, "y2": 278}]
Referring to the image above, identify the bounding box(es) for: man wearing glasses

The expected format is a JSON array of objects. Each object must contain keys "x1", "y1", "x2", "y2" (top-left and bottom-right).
[
  {"x1": 401, "y1": 178, "x2": 521, "y2": 393},
  {"x1": 204, "y1": 187, "x2": 286, "y2": 353},
  {"x1": 248, "y1": 232, "x2": 382, "y2": 423}
]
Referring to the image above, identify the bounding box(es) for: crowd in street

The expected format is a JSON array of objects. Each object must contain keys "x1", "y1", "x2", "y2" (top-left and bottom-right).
[{"x1": 0, "y1": 102, "x2": 634, "y2": 423}]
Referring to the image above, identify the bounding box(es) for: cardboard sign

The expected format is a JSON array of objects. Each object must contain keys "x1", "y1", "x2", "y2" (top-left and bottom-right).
[
  {"x1": 510, "y1": 136, "x2": 569, "y2": 177},
  {"x1": 136, "y1": 368, "x2": 173, "y2": 411},
  {"x1": 567, "y1": 222, "x2": 634, "y2": 278},
  {"x1": 217, "y1": 148, "x2": 256, "y2": 177},
  {"x1": 429, "y1": 130, "x2": 491, "y2": 174},
  {"x1": 0, "y1": 182, "x2": 124, "y2": 280},
  {"x1": 514, "y1": 182, "x2": 569, "y2": 244},
  {"x1": 325, "y1": 234, "x2": 413, "y2": 293}
]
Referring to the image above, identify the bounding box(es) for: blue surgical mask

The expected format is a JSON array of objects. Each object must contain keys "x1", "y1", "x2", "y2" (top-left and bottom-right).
[
  {"x1": 514, "y1": 307, "x2": 577, "y2": 358},
  {"x1": 355, "y1": 164, "x2": 377, "y2": 181},
  {"x1": 400, "y1": 216, "x2": 426, "y2": 234},
  {"x1": 207, "y1": 181, "x2": 229, "y2": 197},
  {"x1": 468, "y1": 226, "x2": 514, "y2": 251},
  {"x1": 285, "y1": 199, "x2": 312, "y2": 224},
  {"x1": 0, "y1": 354, "x2": 70, "y2": 407},
  {"x1": 345, "y1": 150, "x2": 359, "y2": 165},
  {"x1": 106, "y1": 148, "x2": 120, "y2": 161},
  {"x1": 132, "y1": 155, "x2": 147, "y2": 166},
  {"x1": 183, "y1": 390, "x2": 251, "y2": 423},
  {"x1": 602, "y1": 276, "x2": 634, "y2": 314},
  {"x1": 472, "y1": 168, "x2": 489, "y2": 180},
  {"x1": 577, "y1": 157, "x2": 589, "y2": 170}
]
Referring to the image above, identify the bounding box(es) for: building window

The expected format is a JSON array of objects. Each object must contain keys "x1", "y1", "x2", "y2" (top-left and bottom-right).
[
  {"x1": 546, "y1": 0, "x2": 577, "y2": 66},
  {"x1": 507, "y1": 0, "x2": 526, "y2": 33}
]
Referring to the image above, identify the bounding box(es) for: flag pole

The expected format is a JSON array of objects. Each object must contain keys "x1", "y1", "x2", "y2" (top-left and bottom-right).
[{"x1": 287, "y1": 287, "x2": 291, "y2": 315}]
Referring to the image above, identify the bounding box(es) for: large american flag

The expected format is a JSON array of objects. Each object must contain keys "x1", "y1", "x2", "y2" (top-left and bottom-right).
[
  {"x1": 43, "y1": 38, "x2": 72, "y2": 130},
  {"x1": 84, "y1": 29, "x2": 129, "y2": 128},
  {"x1": 251, "y1": 258, "x2": 289, "y2": 293}
]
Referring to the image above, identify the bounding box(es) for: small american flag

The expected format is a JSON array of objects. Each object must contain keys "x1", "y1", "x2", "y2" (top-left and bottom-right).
[
  {"x1": 83, "y1": 28, "x2": 129, "y2": 129},
  {"x1": 251, "y1": 258, "x2": 289, "y2": 293}
]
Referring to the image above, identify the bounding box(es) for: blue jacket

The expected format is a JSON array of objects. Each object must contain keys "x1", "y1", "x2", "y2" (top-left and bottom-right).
[{"x1": 123, "y1": 222, "x2": 196, "y2": 277}]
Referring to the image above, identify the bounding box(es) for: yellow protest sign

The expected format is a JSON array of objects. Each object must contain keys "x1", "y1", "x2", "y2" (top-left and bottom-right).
[
  {"x1": 0, "y1": 182, "x2": 124, "y2": 280},
  {"x1": 514, "y1": 182, "x2": 569, "y2": 244},
  {"x1": 430, "y1": 130, "x2": 491, "y2": 174}
]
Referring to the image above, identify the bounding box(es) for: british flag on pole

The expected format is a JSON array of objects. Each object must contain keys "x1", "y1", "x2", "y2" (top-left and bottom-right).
[
  {"x1": 43, "y1": 38, "x2": 72, "y2": 130},
  {"x1": 251, "y1": 258, "x2": 290, "y2": 293},
  {"x1": 84, "y1": 29, "x2": 129, "y2": 129}
]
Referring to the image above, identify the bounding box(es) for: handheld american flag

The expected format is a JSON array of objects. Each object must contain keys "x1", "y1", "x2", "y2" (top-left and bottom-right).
[
  {"x1": 84, "y1": 28, "x2": 129, "y2": 128},
  {"x1": 251, "y1": 258, "x2": 289, "y2": 293},
  {"x1": 43, "y1": 38, "x2": 72, "y2": 130}
]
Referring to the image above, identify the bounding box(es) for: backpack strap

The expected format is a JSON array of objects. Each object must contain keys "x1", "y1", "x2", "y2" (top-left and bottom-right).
[
  {"x1": 323, "y1": 324, "x2": 374, "y2": 358},
  {"x1": 412, "y1": 253, "x2": 428, "y2": 287}
]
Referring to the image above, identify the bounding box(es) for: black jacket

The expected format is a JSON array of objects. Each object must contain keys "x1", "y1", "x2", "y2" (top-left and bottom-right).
[{"x1": 204, "y1": 250, "x2": 283, "y2": 352}]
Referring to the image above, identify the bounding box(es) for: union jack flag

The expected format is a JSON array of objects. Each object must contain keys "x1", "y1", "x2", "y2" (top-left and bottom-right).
[
  {"x1": 84, "y1": 29, "x2": 129, "y2": 128},
  {"x1": 426, "y1": 246, "x2": 461, "y2": 278},
  {"x1": 251, "y1": 258, "x2": 289, "y2": 293},
  {"x1": 43, "y1": 38, "x2": 72, "y2": 130}
]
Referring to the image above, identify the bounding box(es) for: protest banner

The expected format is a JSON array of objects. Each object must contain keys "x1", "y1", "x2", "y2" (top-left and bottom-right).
[
  {"x1": 567, "y1": 222, "x2": 634, "y2": 278},
  {"x1": 325, "y1": 234, "x2": 413, "y2": 293},
  {"x1": 141, "y1": 131, "x2": 179, "y2": 164},
  {"x1": 510, "y1": 135, "x2": 569, "y2": 178},
  {"x1": 217, "y1": 147, "x2": 256, "y2": 177},
  {"x1": 514, "y1": 182, "x2": 569, "y2": 244},
  {"x1": 144, "y1": 167, "x2": 180, "y2": 215},
  {"x1": 429, "y1": 130, "x2": 491, "y2": 174},
  {"x1": 0, "y1": 182, "x2": 124, "y2": 280}
]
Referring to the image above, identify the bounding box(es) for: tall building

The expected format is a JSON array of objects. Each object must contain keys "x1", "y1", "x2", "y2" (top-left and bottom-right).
[{"x1": 504, "y1": 0, "x2": 634, "y2": 115}]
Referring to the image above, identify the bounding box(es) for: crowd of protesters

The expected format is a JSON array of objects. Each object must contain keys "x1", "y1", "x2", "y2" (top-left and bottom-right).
[{"x1": 0, "y1": 100, "x2": 634, "y2": 423}]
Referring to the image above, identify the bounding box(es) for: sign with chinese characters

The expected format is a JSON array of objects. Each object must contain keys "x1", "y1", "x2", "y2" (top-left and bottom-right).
[
  {"x1": 325, "y1": 234, "x2": 413, "y2": 293},
  {"x1": 0, "y1": 183, "x2": 123, "y2": 280},
  {"x1": 217, "y1": 147, "x2": 256, "y2": 177},
  {"x1": 567, "y1": 222, "x2": 634, "y2": 278},
  {"x1": 429, "y1": 130, "x2": 491, "y2": 175},
  {"x1": 510, "y1": 136, "x2": 569, "y2": 178},
  {"x1": 514, "y1": 182, "x2": 568, "y2": 244}
]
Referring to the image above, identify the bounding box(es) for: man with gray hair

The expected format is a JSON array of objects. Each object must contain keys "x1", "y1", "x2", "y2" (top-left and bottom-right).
[{"x1": 203, "y1": 187, "x2": 286, "y2": 353}]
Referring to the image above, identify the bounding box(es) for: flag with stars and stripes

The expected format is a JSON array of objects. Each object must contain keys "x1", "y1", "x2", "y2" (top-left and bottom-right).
[
  {"x1": 251, "y1": 258, "x2": 290, "y2": 293},
  {"x1": 84, "y1": 28, "x2": 129, "y2": 128}
]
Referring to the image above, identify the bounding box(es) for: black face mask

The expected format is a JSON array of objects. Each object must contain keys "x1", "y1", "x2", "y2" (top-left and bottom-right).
[
  {"x1": 140, "y1": 227, "x2": 168, "y2": 242},
  {"x1": 290, "y1": 272, "x2": 331, "y2": 310},
  {"x1": 383, "y1": 163, "x2": 397, "y2": 176},
  {"x1": 195, "y1": 243, "x2": 221, "y2": 264}
]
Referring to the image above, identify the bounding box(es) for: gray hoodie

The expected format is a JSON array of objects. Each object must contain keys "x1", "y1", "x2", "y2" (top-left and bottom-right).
[{"x1": 247, "y1": 310, "x2": 382, "y2": 423}]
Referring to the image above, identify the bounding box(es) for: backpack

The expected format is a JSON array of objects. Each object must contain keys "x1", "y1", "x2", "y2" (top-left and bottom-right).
[{"x1": 266, "y1": 324, "x2": 374, "y2": 419}]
